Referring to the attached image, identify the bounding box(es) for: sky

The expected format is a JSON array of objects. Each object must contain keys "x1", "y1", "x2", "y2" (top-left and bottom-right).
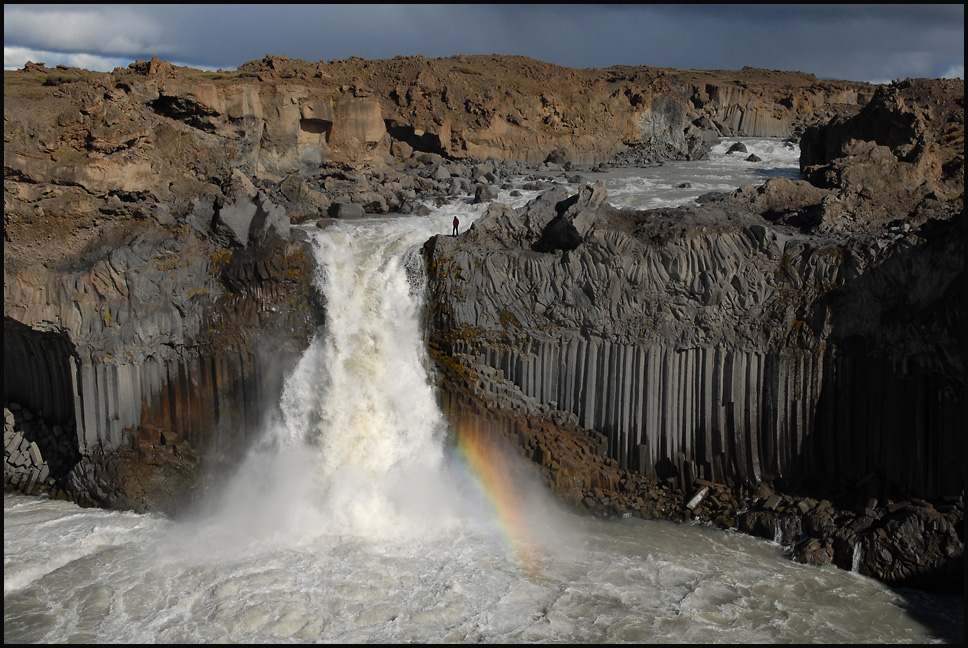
[{"x1": 3, "y1": 4, "x2": 964, "y2": 85}]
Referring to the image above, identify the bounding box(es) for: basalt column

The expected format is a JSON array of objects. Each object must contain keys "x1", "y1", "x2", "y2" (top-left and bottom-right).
[{"x1": 4, "y1": 318, "x2": 81, "y2": 491}]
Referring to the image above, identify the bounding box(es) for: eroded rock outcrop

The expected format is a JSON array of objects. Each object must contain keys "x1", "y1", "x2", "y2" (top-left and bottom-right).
[
  {"x1": 423, "y1": 77, "x2": 964, "y2": 592},
  {"x1": 4, "y1": 56, "x2": 870, "y2": 249},
  {"x1": 3, "y1": 185, "x2": 319, "y2": 512}
]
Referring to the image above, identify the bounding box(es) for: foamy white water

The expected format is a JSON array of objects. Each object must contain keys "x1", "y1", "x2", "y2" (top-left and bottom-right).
[
  {"x1": 578, "y1": 136, "x2": 802, "y2": 210},
  {"x1": 4, "y1": 140, "x2": 963, "y2": 643},
  {"x1": 4, "y1": 490, "x2": 962, "y2": 643},
  {"x1": 271, "y1": 213, "x2": 461, "y2": 538}
]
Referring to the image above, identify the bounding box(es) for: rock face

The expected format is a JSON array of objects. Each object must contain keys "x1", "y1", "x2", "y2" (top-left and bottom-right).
[
  {"x1": 426, "y1": 187, "x2": 963, "y2": 496},
  {"x1": 2, "y1": 201, "x2": 319, "y2": 512},
  {"x1": 423, "y1": 79, "x2": 964, "y2": 592},
  {"x1": 3, "y1": 55, "x2": 963, "y2": 590},
  {"x1": 4, "y1": 55, "x2": 870, "y2": 248}
]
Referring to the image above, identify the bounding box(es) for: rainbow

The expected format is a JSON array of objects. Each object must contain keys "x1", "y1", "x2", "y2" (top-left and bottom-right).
[{"x1": 451, "y1": 421, "x2": 539, "y2": 574}]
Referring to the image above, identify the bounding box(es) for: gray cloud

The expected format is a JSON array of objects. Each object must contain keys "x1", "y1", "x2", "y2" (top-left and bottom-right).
[{"x1": 4, "y1": 4, "x2": 963, "y2": 83}]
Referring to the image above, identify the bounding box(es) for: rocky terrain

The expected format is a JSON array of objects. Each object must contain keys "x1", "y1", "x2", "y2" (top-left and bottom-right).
[
  {"x1": 422, "y1": 76, "x2": 963, "y2": 593},
  {"x1": 3, "y1": 54, "x2": 963, "y2": 592}
]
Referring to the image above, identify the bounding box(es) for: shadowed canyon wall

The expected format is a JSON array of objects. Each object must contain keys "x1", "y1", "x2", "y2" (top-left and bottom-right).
[{"x1": 424, "y1": 191, "x2": 962, "y2": 501}]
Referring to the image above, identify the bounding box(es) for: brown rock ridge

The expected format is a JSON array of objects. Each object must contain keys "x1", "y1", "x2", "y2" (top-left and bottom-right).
[{"x1": 4, "y1": 54, "x2": 870, "y2": 271}]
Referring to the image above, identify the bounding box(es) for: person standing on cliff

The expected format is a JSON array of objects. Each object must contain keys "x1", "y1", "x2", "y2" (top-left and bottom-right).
[{"x1": 452, "y1": 216, "x2": 459, "y2": 236}]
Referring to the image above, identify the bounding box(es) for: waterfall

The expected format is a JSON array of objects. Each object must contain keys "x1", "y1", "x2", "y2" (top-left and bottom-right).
[{"x1": 273, "y1": 216, "x2": 464, "y2": 537}]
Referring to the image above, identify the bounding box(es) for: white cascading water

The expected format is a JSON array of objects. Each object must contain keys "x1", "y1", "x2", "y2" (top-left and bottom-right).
[
  {"x1": 202, "y1": 207, "x2": 487, "y2": 547},
  {"x1": 276, "y1": 214, "x2": 461, "y2": 537}
]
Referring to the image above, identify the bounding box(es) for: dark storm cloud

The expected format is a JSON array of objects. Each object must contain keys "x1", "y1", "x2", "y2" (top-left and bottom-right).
[{"x1": 3, "y1": 4, "x2": 964, "y2": 84}]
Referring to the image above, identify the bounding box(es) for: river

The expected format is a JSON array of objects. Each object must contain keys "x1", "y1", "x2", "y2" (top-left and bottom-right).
[{"x1": 4, "y1": 139, "x2": 963, "y2": 643}]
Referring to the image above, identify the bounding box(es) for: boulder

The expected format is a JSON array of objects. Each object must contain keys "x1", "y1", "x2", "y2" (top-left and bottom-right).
[
  {"x1": 532, "y1": 181, "x2": 608, "y2": 252},
  {"x1": 328, "y1": 202, "x2": 365, "y2": 219}
]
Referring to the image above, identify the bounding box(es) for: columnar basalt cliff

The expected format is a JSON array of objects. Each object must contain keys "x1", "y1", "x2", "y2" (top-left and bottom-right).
[
  {"x1": 423, "y1": 78, "x2": 963, "y2": 592},
  {"x1": 3, "y1": 55, "x2": 963, "y2": 590}
]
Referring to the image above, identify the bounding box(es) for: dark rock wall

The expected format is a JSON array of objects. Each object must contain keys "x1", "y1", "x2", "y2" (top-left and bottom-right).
[
  {"x1": 422, "y1": 77, "x2": 963, "y2": 505},
  {"x1": 4, "y1": 319, "x2": 77, "y2": 426},
  {"x1": 424, "y1": 186, "x2": 962, "y2": 503},
  {"x1": 452, "y1": 339, "x2": 824, "y2": 484},
  {"x1": 440, "y1": 330, "x2": 962, "y2": 500},
  {"x1": 2, "y1": 201, "x2": 319, "y2": 509},
  {"x1": 813, "y1": 350, "x2": 963, "y2": 497}
]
